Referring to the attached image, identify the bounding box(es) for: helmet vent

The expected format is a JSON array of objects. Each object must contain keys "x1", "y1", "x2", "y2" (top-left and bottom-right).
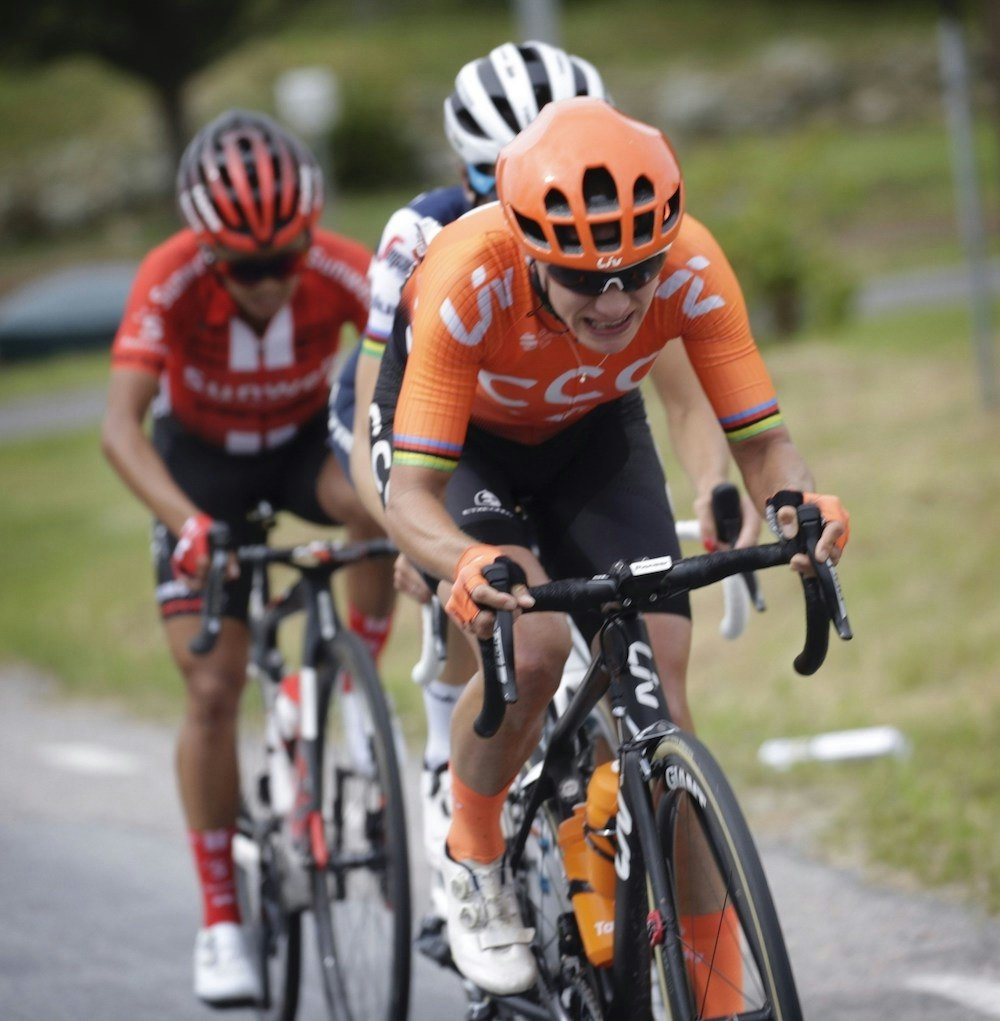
[
  {"x1": 514, "y1": 211, "x2": 550, "y2": 251},
  {"x1": 582, "y1": 168, "x2": 619, "y2": 214},
  {"x1": 455, "y1": 105, "x2": 488, "y2": 140},
  {"x1": 478, "y1": 61, "x2": 521, "y2": 134},
  {"x1": 634, "y1": 211, "x2": 654, "y2": 246},
  {"x1": 633, "y1": 175, "x2": 655, "y2": 208},
  {"x1": 554, "y1": 223, "x2": 583, "y2": 254},
  {"x1": 544, "y1": 188, "x2": 571, "y2": 216},
  {"x1": 662, "y1": 186, "x2": 683, "y2": 238}
]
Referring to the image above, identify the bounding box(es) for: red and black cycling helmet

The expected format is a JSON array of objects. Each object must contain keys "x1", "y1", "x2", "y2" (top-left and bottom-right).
[{"x1": 177, "y1": 109, "x2": 323, "y2": 254}]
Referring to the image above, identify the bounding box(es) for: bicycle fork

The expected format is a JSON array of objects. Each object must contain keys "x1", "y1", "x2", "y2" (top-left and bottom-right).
[{"x1": 615, "y1": 746, "x2": 693, "y2": 1021}]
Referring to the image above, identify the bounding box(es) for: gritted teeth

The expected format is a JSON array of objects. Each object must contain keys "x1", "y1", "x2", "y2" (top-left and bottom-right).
[{"x1": 586, "y1": 313, "x2": 631, "y2": 330}]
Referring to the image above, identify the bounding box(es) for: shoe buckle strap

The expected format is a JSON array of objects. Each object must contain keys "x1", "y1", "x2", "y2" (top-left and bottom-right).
[{"x1": 477, "y1": 925, "x2": 535, "y2": 950}]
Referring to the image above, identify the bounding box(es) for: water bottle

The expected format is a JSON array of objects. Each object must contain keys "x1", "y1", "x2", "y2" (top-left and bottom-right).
[
  {"x1": 583, "y1": 761, "x2": 618, "y2": 899},
  {"x1": 274, "y1": 672, "x2": 300, "y2": 743}
]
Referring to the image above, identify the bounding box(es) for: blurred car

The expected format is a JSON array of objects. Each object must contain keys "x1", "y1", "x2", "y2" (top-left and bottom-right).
[{"x1": 0, "y1": 262, "x2": 137, "y2": 361}]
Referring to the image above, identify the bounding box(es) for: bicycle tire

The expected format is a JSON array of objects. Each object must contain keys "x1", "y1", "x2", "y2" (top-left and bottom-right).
[
  {"x1": 615, "y1": 730, "x2": 802, "y2": 1021},
  {"x1": 234, "y1": 738, "x2": 303, "y2": 1020},
  {"x1": 311, "y1": 629, "x2": 411, "y2": 1021}
]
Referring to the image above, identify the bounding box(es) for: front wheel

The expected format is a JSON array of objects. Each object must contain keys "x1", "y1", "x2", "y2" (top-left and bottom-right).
[
  {"x1": 311, "y1": 630, "x2": 411, "y2": 1021},
  {"x1": 615, "y1": 730, "x2": 803, "y2": 1021}
]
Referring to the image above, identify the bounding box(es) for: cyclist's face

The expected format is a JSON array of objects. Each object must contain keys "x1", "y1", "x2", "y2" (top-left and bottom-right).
[
  {"x1": 211, "y1": 234, "x2": 310, "y2": 325},
  {"x1": 538, "y1": 262, "x2": 659, "y2": 355}
]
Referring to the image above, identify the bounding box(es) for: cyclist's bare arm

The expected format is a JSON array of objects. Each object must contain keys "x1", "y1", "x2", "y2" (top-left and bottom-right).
[
  {"x1": 647, "y1": 342, "x2": 759, "y2": 548},
  {"x1": 384, "y1": 462, "x2": 533, "y2": 635},
  {"x1": 101, "y1": 369, "x2": 200, "y2": 537},
  {"x1": 349, "y1": 348, "x2": 388, "y2": 526},
  {"x1": 730, "y1": 426, "x2": 846, "y2": 566}
]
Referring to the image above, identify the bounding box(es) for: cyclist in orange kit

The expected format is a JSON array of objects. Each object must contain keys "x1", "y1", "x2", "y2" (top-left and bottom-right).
[{"x1": 379, "y1": 97, "x2": 849, "y2": 995}]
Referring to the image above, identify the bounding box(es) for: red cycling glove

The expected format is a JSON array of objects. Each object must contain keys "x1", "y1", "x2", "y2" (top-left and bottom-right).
[
  {"x1": 171, "y1": 513, "x2": 214, "y2": 582},
  {"x1": 445, "y1": 543, "x2": 505, "y2": 626}
]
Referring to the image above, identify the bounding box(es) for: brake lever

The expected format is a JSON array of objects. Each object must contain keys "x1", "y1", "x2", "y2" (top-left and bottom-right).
[
  {"x1": 188, "y1": 521, "x2": 232, "y2": 655},
  {"x1": 798, "y1": 504, "x2": 853, "y2": 641},
  {"x1": 472, "y1": 558, "x2": 521, "y2": 738},
  {"x1": 711, "y1": 482, "x2": 765, "y2": 611}
]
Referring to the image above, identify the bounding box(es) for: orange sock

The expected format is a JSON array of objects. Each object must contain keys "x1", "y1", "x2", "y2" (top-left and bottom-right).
[
  {"x1": 446, "y1": 772, "x2": 511, "y2": 864},
  {"x1": 681, "y1": 907, "x2": 744, "y2": 1015}
]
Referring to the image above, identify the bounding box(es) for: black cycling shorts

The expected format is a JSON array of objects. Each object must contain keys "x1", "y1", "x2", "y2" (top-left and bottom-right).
[
  {"x1": 151, "y1": 413, "x2": 335, "y2": 621},
  {"x1": 372, "y1": 350, "x2": 690, "y2": 642}
]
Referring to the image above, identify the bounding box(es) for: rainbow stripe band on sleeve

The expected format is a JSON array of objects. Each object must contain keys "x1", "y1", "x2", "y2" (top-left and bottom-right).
[
  {"x1": 393, "y1": 433, "x2": 462, "y2": 472},
  {"x1": 361, "y1": 335, "x2": 387, "y2": 358},
  {"x1": 720, "y1": 399, "x2": 783, "y2": 442}
]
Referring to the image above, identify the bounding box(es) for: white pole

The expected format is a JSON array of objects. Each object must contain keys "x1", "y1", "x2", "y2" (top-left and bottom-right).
[
  {"x1": 938, "y1": 1, "x2": 998, "y2": 410},
  {"x1": 512, "y1": 0, "x2": 561, "y2": 44}
]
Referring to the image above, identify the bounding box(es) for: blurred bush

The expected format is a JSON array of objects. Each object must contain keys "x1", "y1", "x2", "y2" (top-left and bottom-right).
[
  {"x1": 329, "y1": 86, "x2": 426, "y2": 192},
  {"x1": 713, "y1": 208, "x2": 856, "y2": 341}
]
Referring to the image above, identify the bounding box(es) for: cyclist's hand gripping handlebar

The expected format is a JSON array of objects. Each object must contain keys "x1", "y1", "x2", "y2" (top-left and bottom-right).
[
  {"x1": 188, "y1": 521, "x2": 232, "y2": 656},
  {"x1": 473, "y1": 558, "x2": 524, "y2": 738},
  {"x1": 711, "y1": 482, "x2": 765, "y2": 611},
  {"x1": 793, "y1": 503, "x2": 853, "y2": 676}
]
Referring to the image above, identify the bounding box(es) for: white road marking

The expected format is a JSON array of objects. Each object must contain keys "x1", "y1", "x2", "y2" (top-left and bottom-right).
[
  {"x1": 905, "y1": 973, "x2": 1000, "y2": 1017},
  {"x1": 36, "y1": 742, "x2": 143, "y2": 776}
]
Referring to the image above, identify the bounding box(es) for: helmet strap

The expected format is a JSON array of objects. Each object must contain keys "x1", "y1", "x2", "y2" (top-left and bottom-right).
[{"x1": 528, "y1": 261, "x2": 565, "y2": 326}]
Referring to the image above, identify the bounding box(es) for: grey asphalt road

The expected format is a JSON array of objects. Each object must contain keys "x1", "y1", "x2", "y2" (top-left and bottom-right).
[
  {"x1": 0, "y1": 667, "x2": 467, "y2": 1021},
  {"x1": 2, "y1": 667, "x2": 999, "y2": 1020}
]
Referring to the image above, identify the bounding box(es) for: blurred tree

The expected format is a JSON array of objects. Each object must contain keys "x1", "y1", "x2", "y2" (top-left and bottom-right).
[{"x1": 1, "y1": 0, "x2": 308, "y2": 184}]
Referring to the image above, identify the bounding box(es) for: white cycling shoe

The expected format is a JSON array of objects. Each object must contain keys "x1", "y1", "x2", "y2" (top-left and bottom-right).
[
  {"x1": 441, "y1": 850, "x2": 538, "y2": 996},
  {"x1": 193, "y1": 921, "x2": 261, "y2": 1007},
  {"x1": 422, "y1": 763, "x2": 452, "y2": 917}
]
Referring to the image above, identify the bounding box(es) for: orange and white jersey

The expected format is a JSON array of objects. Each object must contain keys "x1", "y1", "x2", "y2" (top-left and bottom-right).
[
  {"x1": 111, "y1": 228, "x2": 370, "y2": 453},
  {"x1": 392, "y1": 203, "x2": 781, "y2": 471}
]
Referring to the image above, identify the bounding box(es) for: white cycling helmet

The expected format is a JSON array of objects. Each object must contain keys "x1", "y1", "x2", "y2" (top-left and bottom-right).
[{"x1": 443, "y1": 40, "x2": 607, "y2": 170}]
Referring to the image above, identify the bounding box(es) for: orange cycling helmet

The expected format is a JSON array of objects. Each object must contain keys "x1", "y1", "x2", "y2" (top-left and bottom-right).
[
  {"x1": 177, "y1": 109, "x2": 323, "y2": 254},
  {"x1": 496, "y1": 97, "x2": 684, "y2": 270}
]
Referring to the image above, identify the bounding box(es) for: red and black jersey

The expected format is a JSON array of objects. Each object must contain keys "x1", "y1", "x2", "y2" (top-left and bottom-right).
[{"x1": 112, "y1": 228, "x2": 370, "y2": 453}]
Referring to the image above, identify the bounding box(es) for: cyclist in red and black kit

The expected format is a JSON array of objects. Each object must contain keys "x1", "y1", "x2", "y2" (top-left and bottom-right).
[{"x1": 101, "y1": 109, "x2": 394, "y2": 1008}]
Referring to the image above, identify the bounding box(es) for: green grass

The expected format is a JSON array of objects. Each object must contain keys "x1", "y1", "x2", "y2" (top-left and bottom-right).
[
  {"x1": 2, "y1": 300, "x2": 999, "y2": 908},
  {"x1": 0, "y1": 350, "x2": 109, "y2": 401},
  {"x1": 649, "y1": 304, "x2": 1000, "y2": 911}
]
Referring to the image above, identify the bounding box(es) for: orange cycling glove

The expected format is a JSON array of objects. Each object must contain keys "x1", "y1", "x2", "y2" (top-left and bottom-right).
[
  {"x1": 766, "y1": 491, "x2": 850, "y2": 552},
  {"x1": 446, "y1": 543, "x2": 505, "y2": 627}
]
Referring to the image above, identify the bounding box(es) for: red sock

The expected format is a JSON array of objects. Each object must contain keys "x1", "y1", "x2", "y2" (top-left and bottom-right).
[
  {"x1": 348, "y1": 605, "x2": 392, "y2": 663},
  {"x1": 189, "y1": 827, "x2": 240, "y2": 927}
]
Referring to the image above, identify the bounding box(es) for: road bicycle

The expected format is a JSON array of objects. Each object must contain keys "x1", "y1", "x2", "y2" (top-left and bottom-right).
[
  {"x1": 191, "y1": 505, "x2": 410, "y2": 1021},
  {"x1": 457, "y1": 499, "x2": 851, "y2": 1021}
]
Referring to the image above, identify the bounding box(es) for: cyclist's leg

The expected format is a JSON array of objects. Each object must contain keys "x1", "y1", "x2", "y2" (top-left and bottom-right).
[
  {"x1": 316, "y1": 451, "x2": 396, "y2": 638},
  {"x1": 164, "y1": 614, "x2": 249, "y2": 844},
  {"x1": 435, "y1": 448, "x2": 570, "y2": 994},
  {"x1": 158, "y1": 598, "x2": 260, "y2": 1004},
  {"x1": 646, "y1": 612, "x2": 695, "y2": 732},
  {"x1": 150, "y1": 420, "x2": 262, "y2": 1004},
  {"x1": 277, "y1": 414, "x2": 396, "y2": 662}
]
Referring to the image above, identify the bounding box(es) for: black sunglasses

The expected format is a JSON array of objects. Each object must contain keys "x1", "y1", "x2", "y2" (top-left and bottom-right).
[
  {"x1": 215, "y1": 248, "x2": 308, "y2": 285},
  {"x1": 545, "y1": 251, "x2": 667, "y2": 297}
]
